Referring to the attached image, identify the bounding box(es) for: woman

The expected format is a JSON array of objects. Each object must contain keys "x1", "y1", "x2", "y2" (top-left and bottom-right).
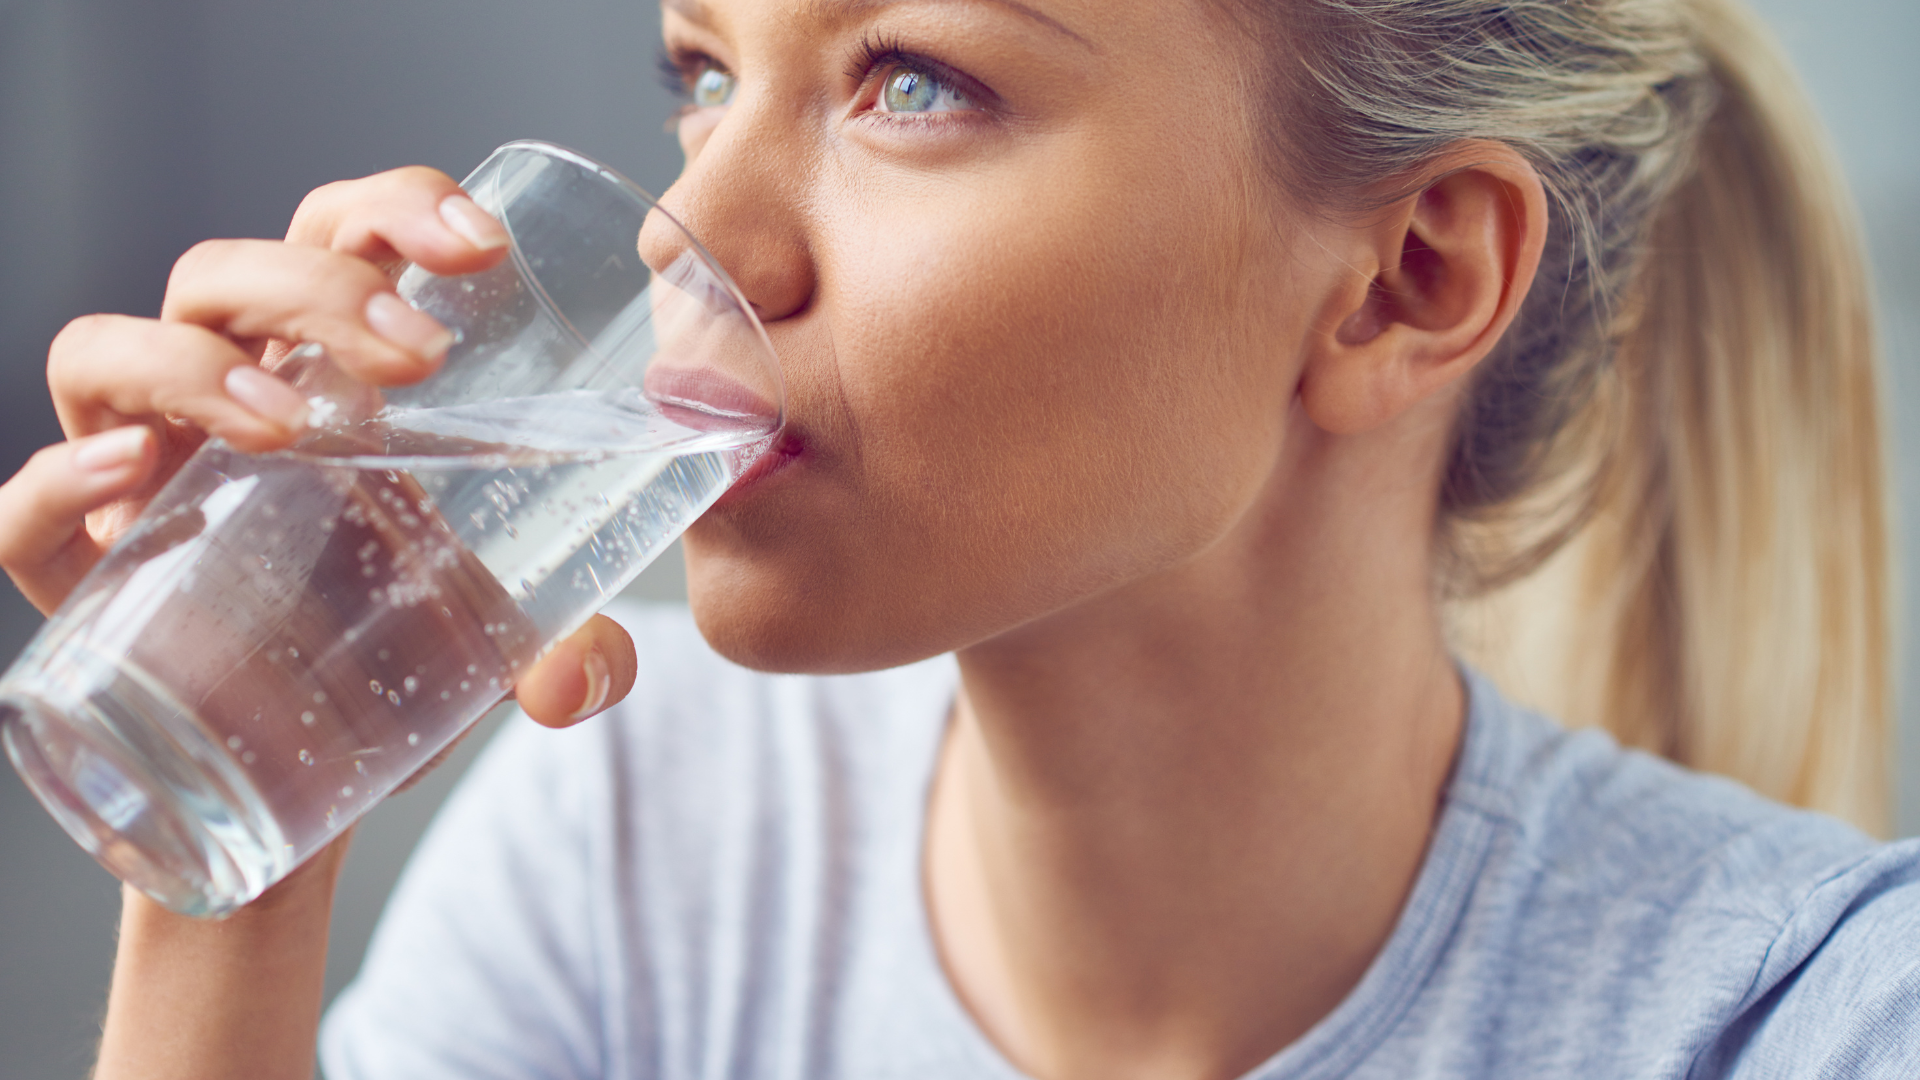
[{"x1": 4, "y1": 0, "x2": 1912, "y2": 1075}]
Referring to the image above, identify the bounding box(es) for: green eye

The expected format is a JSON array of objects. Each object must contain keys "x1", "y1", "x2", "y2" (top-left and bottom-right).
[
  {"x1": 693, "y1": 66, "x2": 736, "y2": 108},
  {"x1": 880, "y1": 66, "x2": 969, "y2": 114}
]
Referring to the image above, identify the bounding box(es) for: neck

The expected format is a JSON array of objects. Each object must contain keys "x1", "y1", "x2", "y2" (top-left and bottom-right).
[{"x1": 927, "y1": 435, "x2": 1465, "y2": 1080}]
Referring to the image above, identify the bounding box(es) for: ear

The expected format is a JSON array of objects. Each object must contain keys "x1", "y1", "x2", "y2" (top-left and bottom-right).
[{"x1": 1299, "y1": 142, "x2": 1548, "y2": 436}]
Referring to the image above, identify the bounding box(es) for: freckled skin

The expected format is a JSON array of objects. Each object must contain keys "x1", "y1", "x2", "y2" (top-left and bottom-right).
[{"x1": 659, "y1": 0, "x2": 1307, "y2": 673}]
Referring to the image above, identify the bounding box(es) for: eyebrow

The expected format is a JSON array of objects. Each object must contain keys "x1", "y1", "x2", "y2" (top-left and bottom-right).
[{"x1": 663, "y1": 0, "x2": 1093, "y2": 51}]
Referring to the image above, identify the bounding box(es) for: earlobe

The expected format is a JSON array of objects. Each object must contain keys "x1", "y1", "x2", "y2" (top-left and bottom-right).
[{"x1": 1299, "y1": 143, "x2": 1548, "y2": 436}]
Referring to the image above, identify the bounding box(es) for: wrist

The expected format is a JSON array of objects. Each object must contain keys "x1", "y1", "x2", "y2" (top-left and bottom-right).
[
  {"x1": 98, "y1": 835, "x2": 351, "y2": 1080},
  {"x1": 124, "y1": 829, "x2": 350, "y2": 935}
]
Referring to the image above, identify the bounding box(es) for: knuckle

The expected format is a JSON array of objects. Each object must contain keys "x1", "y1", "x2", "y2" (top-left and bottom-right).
[
  {"x1": 288, "y1": 179, "x2": 356, "y2": 240},
  {"x1": 169, "y1": 238, "x2": 236, "y2": 290},
  {"x1": 383, "y1": 164, "x2": 457, "y2": 194},
  {"x1": 299, "y1": 178, "x2": 355, "y2": 212},
  {"x1": 48, "y1": 313, "x2": 124, "y2": 378},
  {"x1": 50, "y1": 313, "x2": 111, "y2": 356},
  {"x1": 23, "y1": 442, "x2": 66, "y2": 475}
]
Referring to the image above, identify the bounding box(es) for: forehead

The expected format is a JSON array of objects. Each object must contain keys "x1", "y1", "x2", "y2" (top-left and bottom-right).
[
  {"x1": 662, "y1": 0, "x2": 1238, "y2": 53},
  {"x1": 669, "y1": 0, "x2": 1087, "y2": 40}
]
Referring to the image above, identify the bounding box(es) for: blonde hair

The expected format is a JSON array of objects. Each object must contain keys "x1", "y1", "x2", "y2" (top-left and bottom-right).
[{"x1": 1248, "y1": 0, "x2": 1891, "y2": 832}]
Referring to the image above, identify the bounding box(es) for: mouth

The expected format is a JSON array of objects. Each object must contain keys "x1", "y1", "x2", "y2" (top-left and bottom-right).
[{"x1": 712, "y1": 428, "x2": 803, "y2": 507}]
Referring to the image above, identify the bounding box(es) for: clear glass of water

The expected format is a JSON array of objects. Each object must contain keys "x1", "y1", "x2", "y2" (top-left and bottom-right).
[{"x1": 0, "y1": 141, "x2": 783, "y2": 916}]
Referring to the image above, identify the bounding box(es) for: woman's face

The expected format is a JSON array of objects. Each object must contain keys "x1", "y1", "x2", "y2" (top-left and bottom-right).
[{"x1": 660, "y1": 0, "x2": 1322, "y2": 672}]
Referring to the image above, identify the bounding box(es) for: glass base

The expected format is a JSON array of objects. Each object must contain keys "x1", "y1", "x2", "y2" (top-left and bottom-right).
[{"x1": 0, "y1": 670, "x2": 281, "y2": 918}]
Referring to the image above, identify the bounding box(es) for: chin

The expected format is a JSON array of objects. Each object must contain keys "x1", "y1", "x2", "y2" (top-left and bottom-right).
[{"x1": 680, "y1": 539, "x2": 959, "y2": 677}]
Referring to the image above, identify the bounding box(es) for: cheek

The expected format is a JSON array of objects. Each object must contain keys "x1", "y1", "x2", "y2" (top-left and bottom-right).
[
  {"x1": 686, "y1": 144, "x2": 1303, "y2": 673},
  {"x1": 825, "y1": 183, "x2": 1287, "y2": 571}
]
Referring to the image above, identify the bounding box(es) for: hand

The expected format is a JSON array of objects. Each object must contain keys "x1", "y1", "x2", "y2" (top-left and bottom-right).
[
  {"x1": 0, "y1": 165, "x2": 638, "y2": 732},
  {"x1": 8, "y1": 165, "x2": 643, "y2": 1080}
]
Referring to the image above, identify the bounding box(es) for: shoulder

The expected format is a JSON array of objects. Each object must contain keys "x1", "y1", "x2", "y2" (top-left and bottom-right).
[
  {"x1": 1413, "y1": 672, "x2": 1920, "y2": 1076},
  {"x1": 1698, "y1": 841, "x2": 1920, "y2": 1077},
  {"x1": 1455, "y1": 672, "x2": 1882, "y2": 926}
]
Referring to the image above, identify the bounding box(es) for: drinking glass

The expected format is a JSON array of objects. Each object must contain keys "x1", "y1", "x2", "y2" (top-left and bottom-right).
[{"x1": 0, "y1": 141, "x2": 782, "y2": 916}]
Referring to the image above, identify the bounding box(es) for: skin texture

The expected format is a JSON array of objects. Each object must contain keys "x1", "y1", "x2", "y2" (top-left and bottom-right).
[
  {"x1": 0, "y1": 1, "x2": 1549, "y2": 1078},
  {"x1": 658, "y1": 3, "x2": 1545, "y2": 1076}
]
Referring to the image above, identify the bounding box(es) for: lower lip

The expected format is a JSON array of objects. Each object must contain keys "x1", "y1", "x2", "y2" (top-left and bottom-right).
[{"x1": 711, "y1": 437, "x2": 801, "y2": 508}]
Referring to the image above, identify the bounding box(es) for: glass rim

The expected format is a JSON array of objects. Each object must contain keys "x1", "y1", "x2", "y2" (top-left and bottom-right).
[{"x1": 477, "y1": 139, "x2": 784, "y2": 424}]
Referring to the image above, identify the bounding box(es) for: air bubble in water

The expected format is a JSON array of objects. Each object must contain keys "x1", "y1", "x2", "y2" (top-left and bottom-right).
[
  {"x1": 370, "y1": 680, "x2": 384, "y2": 695},
  {"x1": 301, "y1": 711, "x2": 316, "y2": 726},
  {"x1": 299, "y1": 749, "x2": 314, "y2": 765},
  {"x1": 404, "y1": 676, "x2": 419, "y2": 694},
  {"x1": 387, "y1": 690, "x2": 402, "y2": 705},
  {"x1": 226, "y1": 736, "x2": 243, "y2": 750},
  {"x1": 407, "y1": 733, "x2": 421, "y2": 746},
  {"x1": 460, "y1": 681, "x2": 471, "y2": 691},
  {"x1": 341, "y1": 786, "x2": 355, "y2": 798}
]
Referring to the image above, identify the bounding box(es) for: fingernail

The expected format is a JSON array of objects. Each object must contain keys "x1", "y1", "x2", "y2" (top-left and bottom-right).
[
  {"x1": 73, "y1": 426, "x2": 150, "y2": 473},
  {"x1": 365, "y1": 292, "x2": 454, "y2": 361},
  {"x1": 439, "y1": 194, "x2": 509, "y2": 251},
  {"x1": 572, "y1": 648, "x2": 612, "y2": 720},
  {"x1": 224, "y1": 366, "x2": 310, "y2": 430}
]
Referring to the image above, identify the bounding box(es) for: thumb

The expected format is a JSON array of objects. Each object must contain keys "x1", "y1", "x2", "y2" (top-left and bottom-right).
[{"x1": 512, "y1": 614, "x2": 638, "y2": 728}]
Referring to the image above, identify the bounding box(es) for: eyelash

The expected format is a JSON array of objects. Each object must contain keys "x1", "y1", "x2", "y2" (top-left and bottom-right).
[
  {"x1": 657, "y1": 46, "x2": 721, "y2": 100},
  {"x1": 655, "y1": 37, "x2": 991, "y2": 113},
  {"x1": 846, "y1": 33, "x2": 992, "y2": 112}
]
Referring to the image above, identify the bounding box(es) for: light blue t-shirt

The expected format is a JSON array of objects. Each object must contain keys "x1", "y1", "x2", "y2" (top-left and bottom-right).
[{"x1": 321, "y1": 604, "x2": 1920, "y2": 1078}]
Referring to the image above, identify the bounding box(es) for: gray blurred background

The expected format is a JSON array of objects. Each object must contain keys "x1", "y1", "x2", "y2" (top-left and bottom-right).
[{"x1": 0, "y1": 0, "x2": 1914, "y2": 1076}]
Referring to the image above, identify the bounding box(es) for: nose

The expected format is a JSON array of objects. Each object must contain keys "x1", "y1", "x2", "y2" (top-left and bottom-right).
[{"x1": 638, "y1": 117, "x2": 816, "y2": 325}]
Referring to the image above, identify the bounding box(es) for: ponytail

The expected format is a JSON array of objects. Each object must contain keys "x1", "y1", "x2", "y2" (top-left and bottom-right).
[
  {"x1": 1451, "y1": 0, "x2": 1891, "y2": 833},
  {"x1": 1248, "y1": 0, "x2": 1892, "y2": 832}
]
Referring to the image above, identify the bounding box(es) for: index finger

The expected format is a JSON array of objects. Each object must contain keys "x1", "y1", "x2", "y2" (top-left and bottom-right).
[{"x1": 287, "y1": 165, "x2": 511, "y2": 278}]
